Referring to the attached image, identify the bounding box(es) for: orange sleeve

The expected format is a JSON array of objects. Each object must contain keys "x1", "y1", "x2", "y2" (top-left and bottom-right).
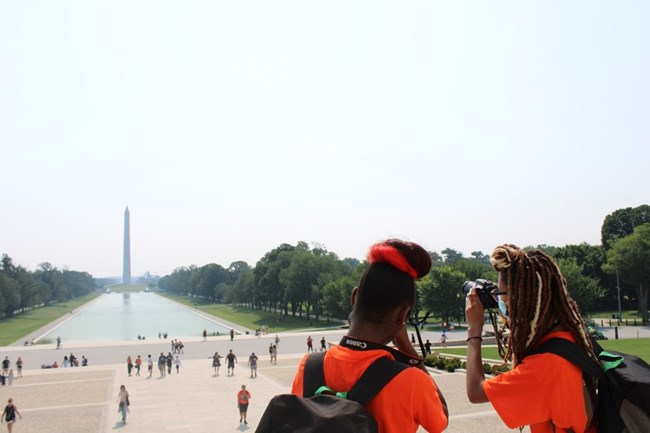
[
  {"x1": 290, "y1": 354, "x2": 309, "y2": 396},
  {"x1": 483, "y1": 353, "x2": 590, "y2": 433}
]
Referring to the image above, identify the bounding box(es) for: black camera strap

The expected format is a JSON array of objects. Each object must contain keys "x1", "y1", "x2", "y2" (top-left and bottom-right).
[{"x1": 339, "y1": 336, "x2": 423, "y2": 366}]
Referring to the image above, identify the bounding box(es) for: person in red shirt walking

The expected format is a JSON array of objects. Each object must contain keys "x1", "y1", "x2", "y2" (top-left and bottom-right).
[
  {"x1": 237, "y1": 385, "x2": 251, "y2": 425},
  {"x1": 465, "y1": 244, "x2": 600, "y2": 433}
]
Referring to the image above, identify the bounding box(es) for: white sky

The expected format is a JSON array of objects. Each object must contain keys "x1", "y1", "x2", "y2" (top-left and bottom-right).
[{"x1": 1, "y1": 1, "x2": 649, "y2": 278}]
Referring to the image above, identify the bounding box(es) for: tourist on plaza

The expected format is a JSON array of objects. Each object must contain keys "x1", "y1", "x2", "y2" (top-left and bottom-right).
[
  {"x1": 440, "y1": 333, "x2": 448, "y2": 348},
  {"x1": 237, "y1": 385, "x2": 251, "y2": 425},
  {"x1": 226, "y1": 350, "x2": 237, "y2": 376},
  {"x1": 157, "y1": 353, "x2": 166, "y2": 377},
  {"x1": 14, "y1": 359, "x2": 21, "y2": 379},
  {"x1": 268, "y1": 343, "x2": 273, "y2": 362},
  {"x1": 203, "y1": 329, "x2": 207, "y2": 341},
  {"x1": 306, "y1": 336, "x2": 314, "y2": 352},
  {"x1": 230, "y1": 328, "x2": 235, "y2": 341},
  {"x1": 147, "y1": 355, "x2": 153, "y2": 378},
  {"x1": 1, "y1": 398, "x2": 22, "y2": 432},
  {"x1": 69, "y1": 353, "x2": 77, "y2": 367},
  {"x1": 248, "y1": 352, "x2": 258, "y2": 378},
  {"x1": 212, "y1": 352, "x2": 222, "y2": 376},
  {"x1": 465, "y1": 244, "x2": 600, "y2": 433},
  {"x1": 6, "y1": 371, "x2": 13, "y2": 387},
  {"x1": 135, "y1": 355, "x2": 142, "y2": 376},
  {"x1": 274, "y1": 334, "x2": 279, "y2": 346},
  {"x1": 166, "y1": 352, "x2": 173, "y2": 374},
  {"x1": 81, "y1": 356, "x2": 88, "y2": 366},
  {"x1": 1, "y1": 358, "x2": 9, "y2": 376},
  {"x1": 424, "y1": 339, "x2": 432, "y2": 355},
  {"x1": 117, "y1": 385, "x2": 130, "y2": 424},
  {"x1": 56, "y1": 336, "x2": 61, "y2": 349},
  {"x1": 127, "y1": 356, "x2": 133, "y2": 376},
  {"x1": 175, "y1": 355, "x2": 182, "y2": 373},
  {"x1": 271, "y1": 344, "x2": 277, "y2": 364},
  {"x1": 291, "y1": 239, "x2": 449, "y2": 433},
  {"x1": 320, "y1": 336, "x2": 327, "y2": 351},
  {"x1": 63, "y1": 356, "x2": 69, "y2": 368}
]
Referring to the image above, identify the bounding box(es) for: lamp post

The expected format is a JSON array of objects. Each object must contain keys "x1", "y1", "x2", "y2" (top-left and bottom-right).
[{"x1": 616, "y1": 270, "x2": 622, "y2": 321}]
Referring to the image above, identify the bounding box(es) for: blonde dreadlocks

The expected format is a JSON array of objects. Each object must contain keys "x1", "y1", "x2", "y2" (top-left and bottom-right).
[{"x1": 490, "y1": 244, "x2": 597, "y2": 366}]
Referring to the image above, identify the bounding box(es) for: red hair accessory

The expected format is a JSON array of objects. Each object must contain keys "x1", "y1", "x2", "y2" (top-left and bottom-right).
[{"x1": 368, "y1": 244, "x2": 418, "y2": 279}]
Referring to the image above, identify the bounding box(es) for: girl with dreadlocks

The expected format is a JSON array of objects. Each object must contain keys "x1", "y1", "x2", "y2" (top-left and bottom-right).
[
  {"x1": 465, "y1": 244, "x2": 598, "y2": 433},
  {"x1": 290, "y1": 239, "x2": 448, "y2": 433}
]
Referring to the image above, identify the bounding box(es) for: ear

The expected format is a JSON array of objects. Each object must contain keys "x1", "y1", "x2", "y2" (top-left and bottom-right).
[
  {"x1": 350, "y1": 287, "x2": 358, "y2": 307},
  {"x1": 397, "y1": 304, "x2": 411, "y2": 324}
]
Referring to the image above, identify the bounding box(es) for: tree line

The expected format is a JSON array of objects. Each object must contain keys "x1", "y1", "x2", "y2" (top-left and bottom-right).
[
  {"x1": 0, "y1": 255, "x2": 96, "y2": 318},
  {"x1": 159, "y1": 205, "x2": 650, "y2": 325}
]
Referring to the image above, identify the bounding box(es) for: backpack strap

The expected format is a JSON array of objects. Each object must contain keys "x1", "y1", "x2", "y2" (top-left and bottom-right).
[
  {"x1": 303, "y1": 351, "x2": 409, "y2": 407},
  {"x1": 303, "y1": 351, "x2": 327, "y2": 397},
  {"x1": 347, "y1": 357, "x2": 409, "y2": 407},
  {"x1": 528, "y1": 338, "x2": 605, "y2": 381}
]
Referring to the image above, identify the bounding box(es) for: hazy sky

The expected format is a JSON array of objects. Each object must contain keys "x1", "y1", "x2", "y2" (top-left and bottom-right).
[{"x1": 1, "y1": 1, "x2": 648, "y2": 278}]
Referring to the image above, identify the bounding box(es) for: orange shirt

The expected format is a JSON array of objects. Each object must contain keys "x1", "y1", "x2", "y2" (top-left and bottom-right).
[
  {"x1": 237, "y1": 390, "x2": 251, "y2": 405},
  {"x1": 291, "y1": 345, "x2": 448, "y2": 433},
  {"x1": 483, "y1": 331, "x2": 597, "y2": 433}
]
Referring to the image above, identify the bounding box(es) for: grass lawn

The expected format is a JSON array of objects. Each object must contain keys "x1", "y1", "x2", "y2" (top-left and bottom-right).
[
  {"x1": 437, "y1": 338, "x2": 650, "y2": 363},
  {"x1": 106, "y1": 283, "x2": 148, "y2": 293},
  {"x1": 161, "y1": 294, "x2": 345, "y2": 333},
  {"x1": 0, "y1": 293, "x2": 100, "y2": 346}
]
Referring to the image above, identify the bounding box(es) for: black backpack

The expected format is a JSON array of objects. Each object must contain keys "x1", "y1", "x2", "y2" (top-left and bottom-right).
[
  {"x1": 255, "y1": 351, "x2": 407, "y2": 433},
  {"x1": 530, "y1": 338, "x2": 650, "y2": 433}
]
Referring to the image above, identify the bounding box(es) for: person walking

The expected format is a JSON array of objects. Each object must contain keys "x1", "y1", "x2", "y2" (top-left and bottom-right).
[
  {"x1": 1, "y1": 398, "x2": 22, "y2": 432},
  {"x1": 147, "y1": 354, "x2": 153, "y2": 378},
  {"x1": 56, "y1": 336, "x2": 61, "y2": 349},
  {"x1": 202, "y1": 329, "x2": 207, "y2": 342},
  {"x1": 174, "y1": 355, "x2": 181, "y2": 374},
  {"x1": 135, "y1": 355, "x2": 142, "y2": 376},
  {"x1": 465, "y1": 244, "x2": 601, "y2": 433},
  {"x1": 226, "y1": 350, "x2": 237, "y2": 376},
  {"x1": 268, "y1": 343, "x2": 274, "y2": 363},
  {"x1": 117, "y1": 385, "x2": 130, "y2": 424},
  {"x1": 14, "y1": 359, "x2": 22, "y2": 379},
  {"x1": 271, "y1": 344, "x2": 277, "y2": 364},
  {"x1": 306, "y1": 336, "x2": 314, "y2": 353},
  {"x1": 230, "y1": 328, "x2": 235, "y2": 341},
  {"x1": 320, "y1": 337, "x2": 327, "y2": 351},
  {"x1": 248, "y1": 353, "x2": 258, "y2": 378},
  {"x1": 126, "y1": 356, "x2": 133, "y2": 377},
  {"x1": 166, "y1": 352, "x2": 173, "y2": 375},
  {"x1": 212, "y1": 352, "x2": 222, "y2": 376},
  {"x1": 1, "y1": 358, "x2": 9, "y2": 376},
  {"x1": 157, "y1": 353, "x2": 166, "y2": 378},
  {"x1": 237, "y1": 385, "x2": 251, "y2": 425}
]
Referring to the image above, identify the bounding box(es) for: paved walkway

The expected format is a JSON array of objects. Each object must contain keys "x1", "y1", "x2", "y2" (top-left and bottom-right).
[{"x1": 1, "y1": 312, "x2": 647, "y2": 433}]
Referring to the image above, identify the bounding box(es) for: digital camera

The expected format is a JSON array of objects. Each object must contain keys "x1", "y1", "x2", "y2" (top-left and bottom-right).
[{"x1": 462, "y1": 279, "x2": 499, "y2": 309}]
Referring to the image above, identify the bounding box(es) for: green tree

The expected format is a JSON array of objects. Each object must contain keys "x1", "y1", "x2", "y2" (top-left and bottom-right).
[
  {"x1": 419, "y1": 266, "x2": 467, "y2": 324},
  {"x1": 556, "y1": 258, "x2": 605, "y2": 315},
  {"x1": 604, "y1": 223, "x2": 650, "y2": 324},
  {"x1": 601, "y1": 205, "x2": 650, "y2": 249}
]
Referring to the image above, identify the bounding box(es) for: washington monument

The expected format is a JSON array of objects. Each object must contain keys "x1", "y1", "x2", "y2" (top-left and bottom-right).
[{"x1": 123, "y1": 206, "x2": 131, "y2": 285}]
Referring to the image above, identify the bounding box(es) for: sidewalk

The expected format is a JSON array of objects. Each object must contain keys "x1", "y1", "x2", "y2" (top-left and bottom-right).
[{"x1": 0, "y1": 352, "x2": 511, "y2": 433}]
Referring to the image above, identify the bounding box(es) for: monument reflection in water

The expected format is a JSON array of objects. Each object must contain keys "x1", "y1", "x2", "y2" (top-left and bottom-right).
[{"x1": 42, "y1": 292, "x2": 231, "y2": 342}]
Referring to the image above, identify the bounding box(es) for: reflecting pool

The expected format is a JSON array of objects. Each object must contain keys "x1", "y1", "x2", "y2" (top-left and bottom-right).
[{"x1": 41, "y1": 292, "x2": 231, "y2": 342}]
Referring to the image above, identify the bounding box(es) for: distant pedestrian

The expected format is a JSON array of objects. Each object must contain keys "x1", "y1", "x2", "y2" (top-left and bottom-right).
[
  {"x1": 81, "y1": 356, "x2": 88, "y2": 366},
  {"x1": 2, "y1": 398, "x2": 22, "y2": 432},
  {"x1": 1, "y1": 358, "x2": 9, "y2": 375},
  {"x1": 7, "y1": 371, "x2": 13, "y2": 386},
  {"x1": 175, "y1": 355, "x2": 181, "y2": 374},
  {"x1": 157, "y1": 353, "x2": 166, "y2": 378},
  {"x1": 226, "y1": 350, "x2": 237, "y2": 376},
  {"x1": 202, "y1": 329, "x2": 207, "y2": 342},
  {"x1": 117, "y1": 385, "x2": 130, "y2": 424},
  {"x1": 56, "y1": 336, "x2": 61, "y2": 349},
  {"x1": 212, "y1": 352, "x2": 222, "y2": 376},
  {"x1": 14, "y1": 359, "x2": 21, "y2": 379},
  {"x1": 271, "y1": 344, "x2": 277, "y2": 364},
  {"x1": 320, "y1": 337, "x2": 327, "y2": 351},
  {"x1": 63, "y1": 356, "x2": 69, "y2": 368},
  {"x1": 166, "y1": 353, "x2": 173, "y2": 375},
  {"x1": 127, "y1": 356, "x2": 133, "y2": 376},
  {"x1": 440, "y1": 333, "x2": 447, "y2": 348},
  {"x1": 147, "y1": 355, "x2": 153, "y2": 378},
  {"x1": 306, "y1": 336, "x2": 314, "y2": 353},
  {"x1": 268, "y1": 343, "x2": 274, "y2": 362},
  {"x1": 135, "y1": 356, "x2": 142, "y2": 376},
  {"x1": 411, "y1": 333, "x2": 416, "y2": 344},
  {"x1": 230, "y1": 328, "x2": 235, "y2": 341},
  {"x1": 425, "y1": 339, "x2": 432, "y2": 354},
  {"x1": 237, "y1": 385, "x2": 251, "y2": 425},
  {"x1": 248, "y1": 353, "x2": 258, "y2": 378},
  {"x1": 274, "y1": 334, "x2": 279, "y2": 346}
]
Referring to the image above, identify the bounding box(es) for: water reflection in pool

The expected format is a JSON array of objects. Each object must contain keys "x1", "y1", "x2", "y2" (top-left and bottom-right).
[{"x1": 41, "y1": 292, "x2": 231, "y2": 342}]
